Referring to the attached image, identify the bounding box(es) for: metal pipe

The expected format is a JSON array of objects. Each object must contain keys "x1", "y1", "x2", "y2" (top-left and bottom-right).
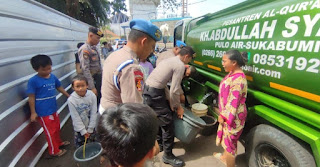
[
  {"x1": 204, "y1": 81, "x2": 218, "y2": 92},
  {"x1": 248, "y1": 89, "x2": 320, "y2": 130},
  {"x1": 196, "y1": 67, "x2": 320, "y2": 130},
  {"x1": 196, "y1": 68, "x2": 223, "y2": 82}
]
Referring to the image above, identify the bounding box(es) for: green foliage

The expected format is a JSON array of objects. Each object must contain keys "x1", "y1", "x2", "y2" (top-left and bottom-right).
[
  {"x1": 111, "y1": 0, "x2": 127, "y2": 15},
  {"x1": 36, "y1": 0, "x2": 67, "y2": 13},
  {"x1": 35, "y1": 0, "x2": 127, "y2": 27},
  {"x1": 100, "y1": 38, "x2": 108, "y2": 44},
  {"x1": 158, "y1": 0, "x2": 179, "y2": 12}
]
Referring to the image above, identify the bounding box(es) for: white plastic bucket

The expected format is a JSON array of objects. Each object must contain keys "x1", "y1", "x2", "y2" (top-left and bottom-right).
[{"x1": 191, "y1": 103, "x2": 208, "y2": 117}]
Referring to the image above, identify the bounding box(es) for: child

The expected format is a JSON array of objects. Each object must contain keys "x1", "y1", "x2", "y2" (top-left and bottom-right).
[
  {"x1": 67, "y1": 75, "x2": 98, "y2": 148},
  {"x1": 98, "y1": 103, "x2": 159, "y2": 167},
  {"x1": 27, "y1": 54, "x2": 70, "y2": 157}
]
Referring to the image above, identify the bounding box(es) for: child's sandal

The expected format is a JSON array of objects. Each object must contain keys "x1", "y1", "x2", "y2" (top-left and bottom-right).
[
  {"x1": 52, "y1": 149, "x2": 67, "y2": 157},
  {"x1": 60, "y1": 141, "x2": 70, "y2": 147},
  {"x1": 51, "y1": 149, "x2": 67, "y2": 157}
]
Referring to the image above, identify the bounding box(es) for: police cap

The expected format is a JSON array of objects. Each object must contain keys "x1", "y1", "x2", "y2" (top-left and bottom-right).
[
  {"x1": 89, "y1": 27, "x2": 104, "y2": 37},
  {"x1": 130, "y1": 19, "x2": 162, "y2": 41},
  {"x1": 176, "y1": 40, "x2": 186, "y2": 47}
]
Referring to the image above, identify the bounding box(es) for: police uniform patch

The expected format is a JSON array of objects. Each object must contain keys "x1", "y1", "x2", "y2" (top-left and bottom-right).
[
  {"x1": 155, "y1": 29, "x2": 161, "y2": 39},
  {"x1": 97, "y1": 30, "x2": 103, "y2": 37},
  {"x1": 134, "y1": 70, "x2": 144, "y2": 91},
  {"x1": 83, "y1": 50, "x2": 90, "y2": 59}
]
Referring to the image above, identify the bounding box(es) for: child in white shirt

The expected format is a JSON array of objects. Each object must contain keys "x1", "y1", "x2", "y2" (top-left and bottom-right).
[{"x1": 67, "y1": 75, "x2": 98, "y2": 147}]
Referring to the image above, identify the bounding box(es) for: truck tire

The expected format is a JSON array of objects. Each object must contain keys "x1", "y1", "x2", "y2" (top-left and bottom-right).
[{"x1": 246, "y1": 124, "x2": 316, "y2": 167}]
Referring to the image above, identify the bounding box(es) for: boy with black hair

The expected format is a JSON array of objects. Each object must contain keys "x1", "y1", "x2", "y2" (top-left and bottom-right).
[
  {"x1": 67, "y1": 75, "x2": 98, "y2": 148},
  {"x1": 98, "y1": 103, "x2": 159, "y2": 167},
  {"x1": 27, "y1": 54, "x2": 70, "y2": 157}
]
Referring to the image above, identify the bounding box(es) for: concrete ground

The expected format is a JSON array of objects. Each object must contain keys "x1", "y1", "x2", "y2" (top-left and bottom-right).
[
  {"x1": 36, "y1": 118, "x2": 247, "y2": 167},
  {"x1": 37, "y1": 45, "x2": 248, "y2": 167},
  {"x1": 157, "y1": 132, "x2": 247, "y2": 167}
]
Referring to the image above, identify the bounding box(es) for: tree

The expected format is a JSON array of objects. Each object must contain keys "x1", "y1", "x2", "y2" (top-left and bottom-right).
[
  {"x1": 158, "y1": 0, "x2": 179, "y2": 13},
  {"x1": 36, "y1": 0, "x2": 127, "y2": 26}
]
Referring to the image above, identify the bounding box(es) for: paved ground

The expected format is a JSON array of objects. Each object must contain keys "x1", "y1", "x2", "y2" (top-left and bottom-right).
[
  {"x1": 37, "y1": 45, "x2": 248, "y2": 167},
  {"x1": 36, "y1": 118, "x2": 247, "y2": 167},
  {"x1": 157, "y1": 133, "x2": 247, "y2": 167}
]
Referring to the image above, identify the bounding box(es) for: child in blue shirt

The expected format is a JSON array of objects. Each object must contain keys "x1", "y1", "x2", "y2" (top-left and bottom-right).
[{"x1": 27, "y1": 54, "x2": 70, "y2": 157}]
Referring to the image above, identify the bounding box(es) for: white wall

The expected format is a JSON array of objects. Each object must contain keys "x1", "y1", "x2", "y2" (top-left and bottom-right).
[{"x1": 0, "y1": 1, "x2": 89, "y2": 166}]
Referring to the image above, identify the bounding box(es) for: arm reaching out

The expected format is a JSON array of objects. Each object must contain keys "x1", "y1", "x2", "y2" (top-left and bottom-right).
[
  {"x1": 57, "y1": 86, "x2": 70, "y2": 97},
  {"x1": 28, "y1": 94, "x2": 37, "y2": 122}
]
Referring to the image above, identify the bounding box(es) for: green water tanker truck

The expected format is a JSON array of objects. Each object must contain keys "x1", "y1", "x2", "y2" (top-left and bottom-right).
[{"x1": 174, "y1": 0, "x2": 320, "y2": 166}]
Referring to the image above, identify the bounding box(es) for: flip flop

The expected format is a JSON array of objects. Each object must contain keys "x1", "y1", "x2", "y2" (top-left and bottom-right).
[
  {"x1": 100, "y1": 156, "x2": 105, "y2": 164},
  {"x1": 61, "y1": 141, "x2": 70, "y2": 146},
  {"x1": 60, "y1": 141, "x2": 70, "y2": 147},
  {"x1": 52, "y1": 149, "x2": 67, "y2": 157},
  {"x1": 213, "y1": 152, "x2": 226, "y2": 165}
]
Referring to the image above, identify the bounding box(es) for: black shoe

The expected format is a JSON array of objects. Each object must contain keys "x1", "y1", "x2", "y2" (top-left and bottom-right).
[
  {"x1": 162, "y1": 154, "x2": 185, "y2": 167},
  {"x1": 159, "y1": 146, "x2": 163, "y2": 152}
]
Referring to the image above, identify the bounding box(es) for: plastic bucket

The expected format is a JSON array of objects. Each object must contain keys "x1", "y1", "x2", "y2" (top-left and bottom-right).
[
  {"x1": 199, "y1": 115, "x2": 217, "y2": 136},
  {"x1": 191, "y1": 103, "x2": 208, "y2": 117},
  {"x1": 74, "y1": 142, "x2": 103, "y2": 167},
  {"x1": 174, "y1": 109, "x2": 206, "y2": 144}
]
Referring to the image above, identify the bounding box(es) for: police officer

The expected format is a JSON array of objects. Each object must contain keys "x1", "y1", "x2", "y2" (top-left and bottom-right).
[
  {"x1": 78, "y1": 27, "x2": 103, "y2": 104},
  {"x1": 143, "y1": 46, "x2": 196, "y2": 167},
  {"x1": 99, "y1": 19, "x2": 162, "y2": 113},
  {"x1": 156, "y1": 40, "x2": 186, "y2": 66},
  {"x1": 156, "y1": 40, "x2": 187, "y2": 104}
]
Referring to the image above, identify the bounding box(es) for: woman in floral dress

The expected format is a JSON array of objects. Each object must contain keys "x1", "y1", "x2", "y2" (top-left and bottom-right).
[{"x1": 214, "y1": 50, "x2": 248, "y2": 167}]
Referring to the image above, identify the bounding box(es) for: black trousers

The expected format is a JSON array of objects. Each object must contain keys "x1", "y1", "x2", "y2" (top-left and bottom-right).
[
  {"x1": 143, "y1": 85, "x2": 174, "y2": 154},
  {"x1": 92, "y1": 73, "x2": 102, "y2": 105}
]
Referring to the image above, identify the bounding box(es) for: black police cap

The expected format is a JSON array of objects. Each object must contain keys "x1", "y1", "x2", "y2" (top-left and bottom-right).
[{"x1": 89, "y1": 27, "x2": 104, "y2": 37}]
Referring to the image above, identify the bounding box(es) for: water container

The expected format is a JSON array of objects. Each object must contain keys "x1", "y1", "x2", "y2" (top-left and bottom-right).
[
  {"x1": 74, "y1": 142, "x2": 103, "y2": 167},
  {"x1": 199, "y1": 115, "x2": 217, "y2": 136},
  {"x1": 191, "y1": 103, "x2": 208, "y2": 117},
  {"x1": 174, "y1": 109, "x2": 206, "y2": 144}
]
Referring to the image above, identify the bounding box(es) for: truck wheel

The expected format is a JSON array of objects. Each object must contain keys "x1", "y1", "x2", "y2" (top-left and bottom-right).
[{"x1": 246, "y1": 124, "x2": 316, "y2": 167}]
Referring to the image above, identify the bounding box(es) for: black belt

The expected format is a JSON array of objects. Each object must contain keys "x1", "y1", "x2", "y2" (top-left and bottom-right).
[
  {"x1": 144, "y1": 85, "x2": 165, "y2": 95},
  {"x1": 90, "y1": 70, "x2": 102, "y2": 75}
]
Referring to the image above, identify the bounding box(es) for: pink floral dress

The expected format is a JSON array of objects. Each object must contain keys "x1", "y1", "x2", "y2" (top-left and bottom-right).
[{"x1": 216, "y1": 72, "x2": 247, "y2": 156}]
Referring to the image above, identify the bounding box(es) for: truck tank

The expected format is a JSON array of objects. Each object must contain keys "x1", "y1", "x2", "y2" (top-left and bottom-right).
[
  {"x1": 175, "y1": 0, "x2": 320, "y2": 166},
  {"x1": 184, "y1": 0, "x2": 320, "y2": 112}
]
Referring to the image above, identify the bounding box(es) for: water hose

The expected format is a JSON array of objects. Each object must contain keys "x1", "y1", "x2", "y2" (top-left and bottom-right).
[{"x1": 83, "y1": 136, "x2": 88, "y2": 159}]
